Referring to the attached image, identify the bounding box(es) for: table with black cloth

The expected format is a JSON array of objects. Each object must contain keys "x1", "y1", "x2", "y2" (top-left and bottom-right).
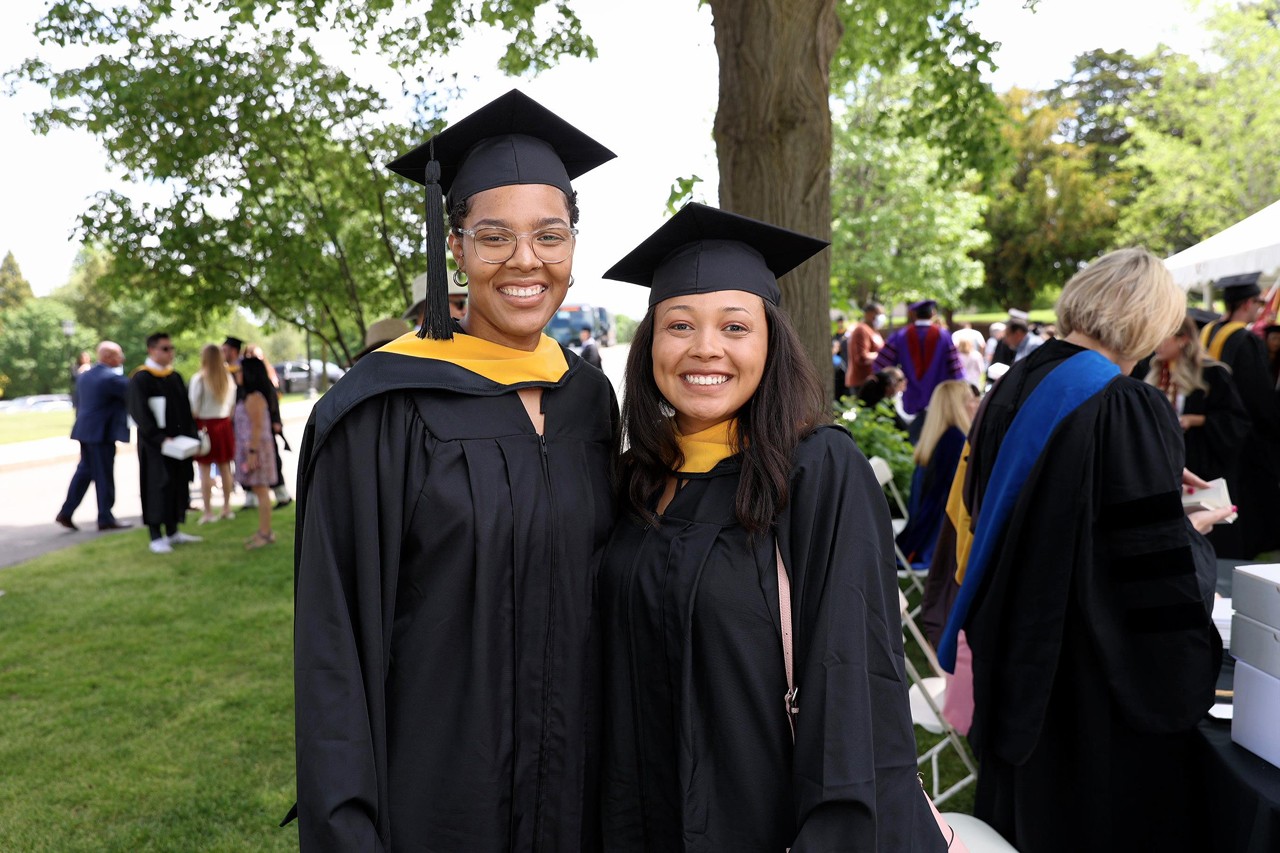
[{"x1": 1191, "y1": 653, "x2": 1280, "y2": 853}]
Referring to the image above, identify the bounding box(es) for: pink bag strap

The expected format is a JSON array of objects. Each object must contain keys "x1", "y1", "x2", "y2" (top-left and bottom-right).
[
  {"x1": 776, "y1": 542, "x2": 958, "y2": 850},
  {"x1": 776, "y1": 543, "x2": 799, "y2": 742}
]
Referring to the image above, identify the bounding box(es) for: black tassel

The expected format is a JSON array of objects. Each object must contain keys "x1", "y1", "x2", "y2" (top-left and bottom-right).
[{"x1": 419, "y1": 147, "x2": 453, "y2": 340}]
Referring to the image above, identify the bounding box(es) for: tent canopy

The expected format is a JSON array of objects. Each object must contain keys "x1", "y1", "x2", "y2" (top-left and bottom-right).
[{"x1": 1165, "y1": 198, "x2": 1280, "y2": 291}]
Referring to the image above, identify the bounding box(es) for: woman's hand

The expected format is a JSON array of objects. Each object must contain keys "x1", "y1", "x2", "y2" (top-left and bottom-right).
[
  {"x1": 1178, "y1": 413, "x2": 1205, "y2": 430},
  {"x1": 1189, "y1": 505, "x2": 1235, "y2": 534},
  {"x1": 1182, "y1": 469, "x2": 1211, "y2": 492}
]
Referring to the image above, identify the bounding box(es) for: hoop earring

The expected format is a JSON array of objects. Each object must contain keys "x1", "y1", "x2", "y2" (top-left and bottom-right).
[
  {"x1": 453, "y1": 269, "x2": 468, "y2": 287},
  {"x1": 659, "y1": 399, "x2": 676, "y2": 419},
  {"x1": 568, "y1": 275, "x2": 575, "y2": 288}
]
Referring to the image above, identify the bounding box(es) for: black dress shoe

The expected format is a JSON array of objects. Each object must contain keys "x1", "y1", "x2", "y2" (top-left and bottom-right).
[
  {"x1": 273, "y1": 499, "x2": 293, "y2": 510},
  {"x1": 55, "y1": 514, "x2": 78, "y2": 531},
  {"x1": 98, "y1": 520, "x2": 134, "y2": 531}
]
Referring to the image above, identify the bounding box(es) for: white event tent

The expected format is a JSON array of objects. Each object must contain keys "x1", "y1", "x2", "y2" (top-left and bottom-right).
[{"x1": 1165, "y1": 199, "x2": 1280, "y2": 297}]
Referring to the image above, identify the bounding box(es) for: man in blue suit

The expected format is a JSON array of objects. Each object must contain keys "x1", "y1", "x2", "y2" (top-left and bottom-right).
[{"x1": 56, "y1": 341, "x2": 134, "y2": 531}]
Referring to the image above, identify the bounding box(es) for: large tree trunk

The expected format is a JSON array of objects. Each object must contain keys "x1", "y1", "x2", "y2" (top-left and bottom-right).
[{"x1": 706, "y1": 0, "x2": 840, "y2": 381}]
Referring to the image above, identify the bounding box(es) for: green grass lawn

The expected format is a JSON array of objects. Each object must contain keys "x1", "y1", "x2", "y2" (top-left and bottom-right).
[
  {"x1": 0, "y1": 509, "x2": 972, "y2": 849},
  {"x1": 0, "y1": 410, "x2": 76, "y2": 444},
  {"x1": 952, "y1": 310, "x2": 1058, "y2": 327},
  {"x1": 0, "y1": 511, "x2": 298, "y2": 851}
]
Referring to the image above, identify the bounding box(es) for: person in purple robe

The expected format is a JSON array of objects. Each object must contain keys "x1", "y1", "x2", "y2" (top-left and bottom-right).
[{"x1": 873, "y1": 299, "x2": 964, "y2": 441}]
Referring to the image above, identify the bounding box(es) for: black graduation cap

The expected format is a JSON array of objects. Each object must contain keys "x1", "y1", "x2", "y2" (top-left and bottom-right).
[
  {"x1": 1187, "y1": 307, "x2": 1219, "y2": 329},
  {"x1": 1215, "y1": 271, "x2": 1262, "y2": 303},
  {"x1": 387, "y1": 90, "x2": 615, "y2": 340},
  {"x1": 908, "y1": 299, "x2": 937, "y2": 313},
  {"x1": 223, "y1": 336, "x2": 243, "y2": 351},
  {"x1": 602, "y1": 203, "x2": 828, "y2": 307}
]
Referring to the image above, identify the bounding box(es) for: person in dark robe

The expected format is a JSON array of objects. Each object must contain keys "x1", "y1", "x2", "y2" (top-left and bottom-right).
[
  {"x1": 599, "y1": 203, "x2": 947, "y2": 852},
  {"x1": 1265, "y1": 324, "x2": 1280, "y2": 387},
  {"x1": 937, "y1": 249, "x2": 1232, "y2": 852},
  {"x1": 290, "y1": 90, "x2": 618, "y2": 851},
  {"x1": 896, "y1": 380, "x2": 977, "y2": 567},
  {"x1": 1199, "y1": 272, "x2": 1280, "y2": 557},
  {"x1": 873, "y1": 299, "x2": 963, "y2": 442},
  {"x1": 1145, "y1": 315, "x2": 1250, "y2": 556},
  {"x1": 857, "y1": 366, "x2": 910, "y2": 433},
  {"x1": 127, "y1": 331, "x2": 202, "y2": 554}
]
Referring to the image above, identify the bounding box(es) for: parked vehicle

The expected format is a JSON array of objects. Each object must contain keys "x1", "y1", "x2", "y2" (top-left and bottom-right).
[
  {"x1": 2, "y1": 394, "x2": 75, "y2": 413},
  {"x1": 545, "y1": 304, "x2": 598, "y2": 347},
  {"x1": 594, "y1": 306, "x2": 615, "y2": 347},
  {"x1": 273, "y1": 360, "x2": 346, "y2": 393}
]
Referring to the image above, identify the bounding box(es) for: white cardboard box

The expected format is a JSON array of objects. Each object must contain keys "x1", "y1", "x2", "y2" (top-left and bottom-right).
[
  {"x1": 1232, "y1": 659, "x2": 1280, "y2": 770},
  {"x1": 1232, "y1": 612, "x2": 1280, "y2": 680},
  {"x1": 1234, "y1": 564, "x2": 1280, "y2": 629}
]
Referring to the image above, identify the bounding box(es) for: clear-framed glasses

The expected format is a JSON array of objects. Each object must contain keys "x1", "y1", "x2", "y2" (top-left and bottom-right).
[{"x1": 454, "y1": 226, "x2": 578, "y2": 265}]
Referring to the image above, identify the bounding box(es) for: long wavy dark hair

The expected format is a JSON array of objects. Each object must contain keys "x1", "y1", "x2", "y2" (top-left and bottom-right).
[
  {"x1": 619, "y1": 300, "x2": 827, "y2": 534},
  {"x1": 237, "y1": 356, "x2": 274, "y2": 402}
]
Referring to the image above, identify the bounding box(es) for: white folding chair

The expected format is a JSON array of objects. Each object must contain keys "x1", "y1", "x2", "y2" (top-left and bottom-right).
[
  {"x1": 869, "y1": 456, "x2": 928, "y2": 609},
  {"x1": 941, "y1": 812, "x2": 1020, "y2": 852},
  {"x1": 898, "y1": 590, "x2": 978, "y2": 807}
]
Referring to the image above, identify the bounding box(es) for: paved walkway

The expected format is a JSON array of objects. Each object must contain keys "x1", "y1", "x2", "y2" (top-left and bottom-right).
[
  {"x1": 0, "y1": 345, "x2": 628, "y2": 572},
  {"x1": 0, "y1": 398, "x2": 317, "y2": 570}
]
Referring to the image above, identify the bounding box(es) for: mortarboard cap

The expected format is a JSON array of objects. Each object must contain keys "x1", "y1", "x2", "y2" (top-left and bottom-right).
[
  {"x1": 908, "y1": 299, "x2": 937, "y2": 313},
  {"x1": 1215, "y1": 271, "x2": 1262, "y2": 303},
  {"x1": 602, "y1": 203, "x2": 828, "y2": 307},
  {"x1": 1187, "y1": 307, "x2": 1219, "y2": 329},
  {"x1": 387, "y1": 90, "x2": 615, "y2": 340},
  {"x1": 223, "y1": 336, "x2": 243, "y2": 351}
]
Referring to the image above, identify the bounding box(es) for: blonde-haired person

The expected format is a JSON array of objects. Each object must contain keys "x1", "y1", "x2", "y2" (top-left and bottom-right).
[
  {"x1": 937, "y1": 247, "x2": 1232, "y2": 852},
  {"x1": 896, "y1": 380, "x2": 979, "y2": 566},
  {"x1": 189, "y1": 343, "x2": 237, "y2": 523},
  {"x1": 1147, "y1": 315, "x2": 1249, "y2": 556},
  {"x1": 954, "y1": 336, "x2": 986, "y2": 388}
]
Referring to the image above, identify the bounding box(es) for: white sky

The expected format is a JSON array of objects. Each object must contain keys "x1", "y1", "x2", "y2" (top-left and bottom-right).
[{"x1": 1, "y1": 0, "x2": 1212, "y2": 319}]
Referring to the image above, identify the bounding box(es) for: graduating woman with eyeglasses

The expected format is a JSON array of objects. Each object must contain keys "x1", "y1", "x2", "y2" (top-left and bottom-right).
[{"x1": 291, "y1": 91, "x2": 618, "y2": 851}]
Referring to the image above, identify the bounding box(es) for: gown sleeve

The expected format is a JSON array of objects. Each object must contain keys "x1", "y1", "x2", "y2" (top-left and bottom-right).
[
  {"x1": 779, "y1": 427, "x2": 946, "y2": 852},
  {"x1": 1201, "y1": 364, "x2": 1252, "y2": 450},
  {"x1": 293, "y1": 394, "x2": 431, "y2": 851},
  {"x1": 127, "y1": 374, "x2": 165, "y2": 446},
  {"x1": 1076, "y1": 381, "x2": 1220, "y2": 734}
]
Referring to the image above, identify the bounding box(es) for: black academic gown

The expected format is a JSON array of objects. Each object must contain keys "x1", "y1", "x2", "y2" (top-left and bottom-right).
[
  {"x1": 1201, "y1": 323, "x2": 1280, "y2": 557},
  {"x1": 896, "y1": 426, "x2": 966, "y2": 566},
  {"x1": 598, "y1": 426, "x2": 944, "y2": 853},
  {"x1": 126, "y1": 368, "x2": 196, "y2": 528},
  {"x1": 1178, "y1": 364, "x2": 1250, "y2": 556},
  {"x1": 292, "y1": 341, "x2": 617, "y2": 852},
  {"x1": 963, "y1": 340, "x2": 1220, "y2": 853}
]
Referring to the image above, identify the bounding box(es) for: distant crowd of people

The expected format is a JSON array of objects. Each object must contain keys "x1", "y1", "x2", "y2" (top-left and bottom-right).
[
  {"x1": 55, "y1": 334, "x2": 293, "y2": 553},
  {"x1": 829, "y1": 263, "x2": 1280, "y2": 850}
]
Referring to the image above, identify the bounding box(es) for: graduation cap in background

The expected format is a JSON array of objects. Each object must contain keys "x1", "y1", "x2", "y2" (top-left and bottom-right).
[
  {"x1": 223, "y1": 336, "x2": 243, "y2": 351},
  {"x1": 1214, "y1": 271, "x2": 1263, "y2": 304},
  {"x1": 908, "y1": 299, "x2": 937, "y2": 313},
  {"x1": 387, "y1": 90, "x2": 616, "y2": 340},
  {"x1": 602, "y1": 202, "x2": 828, "y2": 307},
  {"x1": 1187, "y1": 307, "x2": 1219, "y2": 329}
]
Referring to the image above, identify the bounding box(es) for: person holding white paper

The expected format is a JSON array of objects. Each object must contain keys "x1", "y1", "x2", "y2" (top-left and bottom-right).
[{"x1": 127, "y1": 332, "x2": 203, "y2": 554}]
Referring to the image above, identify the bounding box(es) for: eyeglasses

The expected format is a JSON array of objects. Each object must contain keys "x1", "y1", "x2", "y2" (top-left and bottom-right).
[
  {"x1": 454, "y1": 226, "x2": 577, "y2": 265},
  {"x1": 157, "y1": 345, "x2": 175, "y2": 352}
]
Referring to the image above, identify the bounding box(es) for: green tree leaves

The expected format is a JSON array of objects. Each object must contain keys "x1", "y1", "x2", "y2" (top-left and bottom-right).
[
  {"x1": 829, "y1": 74, "x2": 988, "y2": 311},
  {"x1": 0, "y1": 252, "x2": 35, "y2": 314},
  {"x1": 1116, "y1": 4, "x2": 1280, "y2": 256}
]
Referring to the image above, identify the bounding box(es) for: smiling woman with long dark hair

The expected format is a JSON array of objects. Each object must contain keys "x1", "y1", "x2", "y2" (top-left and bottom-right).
[{"x1": 598, "y1": 204, "x2": 946, "y2": 852}]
